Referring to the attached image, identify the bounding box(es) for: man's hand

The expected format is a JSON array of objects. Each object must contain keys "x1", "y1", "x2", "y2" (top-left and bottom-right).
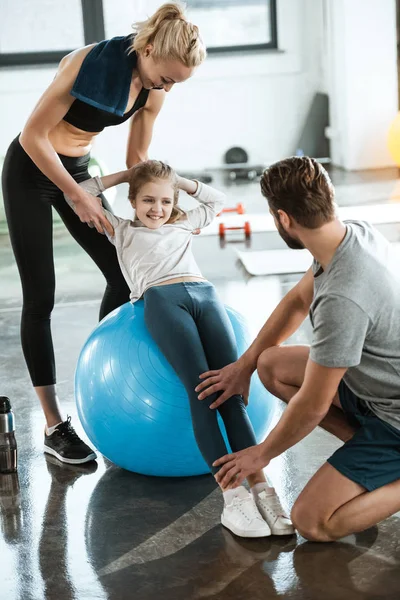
[
  {"x1": 213, "y1": 445, "x2": 269, "y2": 489},
  {"x1": 195, "y1": 360, "x2": 253, "y2": 409}
]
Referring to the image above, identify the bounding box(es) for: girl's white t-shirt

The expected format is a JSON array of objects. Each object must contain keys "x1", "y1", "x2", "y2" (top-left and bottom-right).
[{"x1": 67, "y1": 177, "x2": 226, "y2": 302}]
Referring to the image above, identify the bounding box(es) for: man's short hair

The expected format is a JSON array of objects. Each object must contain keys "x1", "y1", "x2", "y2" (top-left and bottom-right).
[{"x1": 260, "y1": 157, "x2": 335, "y2": 228}]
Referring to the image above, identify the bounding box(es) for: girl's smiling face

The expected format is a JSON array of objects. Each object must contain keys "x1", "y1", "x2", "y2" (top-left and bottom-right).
[{"x1": 133, "y1": 180, "x2": 175, "y2": 229}]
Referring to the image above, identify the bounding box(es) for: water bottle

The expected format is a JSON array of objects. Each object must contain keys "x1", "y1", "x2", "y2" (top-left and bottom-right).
[
  {"x1": 0, "y1": 397, "x2": 17, "y2": 474},
  {"x1": 0, "y1": 472, "x2": 22, "y2": 543}
]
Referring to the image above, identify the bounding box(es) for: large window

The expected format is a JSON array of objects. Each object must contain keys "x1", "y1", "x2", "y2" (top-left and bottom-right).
[
  {"x1": 0, "y1": 0, "x2": 277, "y2": 67},
  {"x1": 186, "y1": 0, "x2": 277, "y2": 53},
  {"x1": 0, "y1": 0, "x2": 104, "y2": 66},
  {"x1": 103, "y1": 0, "x2": 277, "y2": 53}
]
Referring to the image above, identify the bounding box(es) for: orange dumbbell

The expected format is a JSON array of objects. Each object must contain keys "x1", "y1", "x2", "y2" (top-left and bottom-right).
[
  {"x1": 220, "y1": 202, "x2": 245, "y2": 215},
  {"x1": 219, "y1": 221, "x2": 251, "y2": 240}
]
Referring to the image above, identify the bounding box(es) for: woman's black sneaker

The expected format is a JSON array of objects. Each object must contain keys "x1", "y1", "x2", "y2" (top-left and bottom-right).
[
  {"x1": 44, "y1": 416, "x2": 97, "y2": 464},
  {"x1": 45, "y1": 453, "x2": 98, "y2": 485}
]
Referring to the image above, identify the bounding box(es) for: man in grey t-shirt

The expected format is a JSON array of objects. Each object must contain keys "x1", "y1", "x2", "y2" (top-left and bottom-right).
[
  {"x1": 196, "y1": 157, "x2": 400, "y2": 542},
  {"x1": 310, "y1": 219, "x2": 400, "y2": 429}
]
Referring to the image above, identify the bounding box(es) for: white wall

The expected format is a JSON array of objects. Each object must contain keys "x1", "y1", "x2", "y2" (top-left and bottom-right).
[
  {"x1": 0, "y1": 67, "x2": 55, "y2": 155},
  {"x1": 0, "y1": 0, "x2": 325, "y2": 172},
  {"x1": 325, "y1": 0, "x2": 398, "y2": 170},
  {"x1": 2, "y1": 0, "x2": 396, "y2": 173},
  {"x1": 97, "y1": 0, "x2": 325, "y2": 171}
]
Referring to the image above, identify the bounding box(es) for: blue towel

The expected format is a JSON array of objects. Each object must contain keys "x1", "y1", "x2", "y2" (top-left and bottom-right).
[{"x1": 71, "y1": 35, "x2": 138, "y2": 117}]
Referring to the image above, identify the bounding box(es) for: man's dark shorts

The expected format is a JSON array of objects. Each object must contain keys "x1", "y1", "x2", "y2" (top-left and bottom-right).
[{"x1": 327, "y1": 380, "x2": 400, "y2": 491}]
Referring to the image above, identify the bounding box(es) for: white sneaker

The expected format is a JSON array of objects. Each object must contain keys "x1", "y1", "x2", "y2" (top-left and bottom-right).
[
  {"x1": 254, "y1": 489, "x2": 295, "y2": 536},
  {"x1": 221, "y1": 487, "x2": 271, "y2": 538}
]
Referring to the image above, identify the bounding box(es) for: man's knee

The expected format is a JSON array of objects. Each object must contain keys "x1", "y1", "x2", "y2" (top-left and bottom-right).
[
  {"x1": 291, "y1": 500, "x2": 336, "y2": 543},
  {"x1": 256, "y1": 347, "x2": 282, "y2": 394}
]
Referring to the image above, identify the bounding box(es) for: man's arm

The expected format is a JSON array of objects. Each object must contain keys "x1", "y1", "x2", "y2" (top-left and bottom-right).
[
  {"x1": 126, "y1": 89, "x2": 166, "y2": 168},
  {"x1": 196, "y1": 268, "x2": 314, "y2": 404},
  {"x1": 213, "y1": 293, "x2": 371, "y2": 487},
  {"x1": 242, "y1": 267, "x2": 315, "y2": 371},
  {"x1": 259, "y1": 360, "x2": 347, "y2": 460},
  {"x1": 214, "y1": 360, "x2": 348, "y2": 488}
]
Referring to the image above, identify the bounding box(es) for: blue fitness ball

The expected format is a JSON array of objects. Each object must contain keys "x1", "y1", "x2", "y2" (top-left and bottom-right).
[{"x1": 75, "y1": 301, "x2": 275, "y2": 476}]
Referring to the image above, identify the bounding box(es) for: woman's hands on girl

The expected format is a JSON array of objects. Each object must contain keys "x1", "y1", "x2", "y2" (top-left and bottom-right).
[{"x1": 72, "y1": 189, "x2": 114, "y2": 236}]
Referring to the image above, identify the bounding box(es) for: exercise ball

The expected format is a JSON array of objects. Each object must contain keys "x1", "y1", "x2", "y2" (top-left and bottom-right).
[
  {"x1": 75, "y1": 301, "x2": 275, "y2": 476},
  {"x1": 388, "y1": 112, "x2": 400, "y2": 165}
]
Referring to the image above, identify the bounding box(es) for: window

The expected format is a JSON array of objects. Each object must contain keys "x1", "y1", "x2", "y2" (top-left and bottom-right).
[
  {"x1": 186, "y1": 0, "x2": 278, "y2": 53},
  {"x1": 0, "y1": 0, "x2": 105, "y2": 67},
  {"x1": 103, "y1": 0, "x2": 277, "y2": 53},
  {"x1": 0, "y1": 0, "x2": 277, "y2": 67}
]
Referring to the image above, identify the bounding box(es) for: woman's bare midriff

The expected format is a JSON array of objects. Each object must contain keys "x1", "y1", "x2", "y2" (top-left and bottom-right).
[
  {"x1": 48, "y1": 70, "x2": 142, "y2": 157},
  {"x1": 48, "y1": 120, "x2": 100, "y2": 157},
  {"x1": 152, "y1": 276, "x2": 207, "y2": 287}
]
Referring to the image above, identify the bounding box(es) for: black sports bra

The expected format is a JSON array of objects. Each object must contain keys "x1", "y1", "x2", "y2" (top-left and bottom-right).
[{"x1": 63, "y1": 86, "x2": 150, "y2": 133}]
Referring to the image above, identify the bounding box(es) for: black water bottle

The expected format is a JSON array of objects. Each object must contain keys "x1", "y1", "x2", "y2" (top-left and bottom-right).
[
  {"x1": 0, "y1": 472, "x2": 22, "y2": 543},
  {"x1": 0, "y1": 397, "x2": 17, "y2": 474}
]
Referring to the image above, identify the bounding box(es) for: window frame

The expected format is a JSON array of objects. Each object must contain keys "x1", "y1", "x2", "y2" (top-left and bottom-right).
[
  {"x1": 0, "y1": 0, "x2": 105, "y2": 67},
  {"x1": 0, "y1": 0, "x2": 278, "y2": 67},
  {"x1": 187, "y1": 0, "x2": 278, "y2": 54}
]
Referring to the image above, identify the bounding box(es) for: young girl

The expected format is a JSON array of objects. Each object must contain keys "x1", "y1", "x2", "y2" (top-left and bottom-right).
[{"x1": 65, "y1": 161, "x2": 294, "y2": 538}]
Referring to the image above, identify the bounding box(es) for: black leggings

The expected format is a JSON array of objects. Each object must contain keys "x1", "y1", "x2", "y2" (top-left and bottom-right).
[{"x1": 2, "y1": 136, "x2": 130, "y2": 386}]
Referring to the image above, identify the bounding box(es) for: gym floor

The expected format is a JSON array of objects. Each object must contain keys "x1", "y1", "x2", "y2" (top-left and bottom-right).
[{"x1": 1, "y1": 167, "x2": 400, "y2": 600}]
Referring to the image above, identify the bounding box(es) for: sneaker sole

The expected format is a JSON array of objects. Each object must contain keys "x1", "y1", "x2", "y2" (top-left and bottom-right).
[
  {"x1": 270, "y1": 526, "x2": 295, "y2": 536},
  {"x1": 44, "y1": 445, "x2": 97, "y2": 465},
  {"x1": 221, "y1": 515, "x2": 271, "y2": 538}
]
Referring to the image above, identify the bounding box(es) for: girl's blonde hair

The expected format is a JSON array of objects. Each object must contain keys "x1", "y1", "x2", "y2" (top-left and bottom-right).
[
  {"x1": 130, "y1": 2, "x2": 206, "y2": 68},
  {"x1": 128, "y1": 160, "x2": 185, "y2": 224}
]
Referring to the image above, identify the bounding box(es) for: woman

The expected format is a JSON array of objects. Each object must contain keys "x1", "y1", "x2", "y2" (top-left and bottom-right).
[{"x1": 1, "y1": 3, "x2": 206, "y2": 465}]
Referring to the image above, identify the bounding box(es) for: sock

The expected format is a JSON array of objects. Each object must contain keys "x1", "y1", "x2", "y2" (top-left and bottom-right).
[
  {"x1": 46, "y1": 421, "x2": 62, "y2": 436},
  {"x1": 251, "y1": 482, "x2": 275, "y2": 497},
  {"x1": 223, "y1": 486, "x2": 249, "y2": 505}
]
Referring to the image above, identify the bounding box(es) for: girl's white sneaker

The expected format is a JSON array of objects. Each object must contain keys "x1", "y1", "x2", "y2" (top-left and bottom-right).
[
  {"x1": 254, "y1": 489, "x2": 295, "y2": 536},
  {"x1": 221, "y1": 487, "x2": 271, "y2": 538}
]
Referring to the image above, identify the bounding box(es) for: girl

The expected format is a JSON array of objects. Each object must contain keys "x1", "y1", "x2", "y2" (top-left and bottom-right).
[
  {"x1": 2, "y1": 3, "x2": 206, "y2": 463},
  {"x1": 65, "y1": 161, "x2": 294, "y2": 538}
]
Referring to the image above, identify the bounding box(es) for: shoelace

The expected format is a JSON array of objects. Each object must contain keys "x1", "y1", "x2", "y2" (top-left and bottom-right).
[
  {"x1": 56, "y1": 416, "x2": 83, "y2": 445},
  {"x1": 258, "y1": 493, "x2": 287, "y2": 518},
  {"x1": 232, "y1": 496, "x2": 264, "y2": 523}
]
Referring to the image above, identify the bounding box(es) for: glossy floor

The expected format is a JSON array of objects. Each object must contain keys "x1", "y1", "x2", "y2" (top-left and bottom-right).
[{"x1": 1, "y1": 167, "x2": 400, "y2": 600}]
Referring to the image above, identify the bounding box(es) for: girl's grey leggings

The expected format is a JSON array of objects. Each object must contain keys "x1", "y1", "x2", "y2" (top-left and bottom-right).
[{"x1": 144, "y1": 281, "x2": 257, "y2": 475}]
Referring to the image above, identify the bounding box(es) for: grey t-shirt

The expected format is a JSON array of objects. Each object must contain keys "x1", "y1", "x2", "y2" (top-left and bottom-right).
[{"x1": 309, "y1": 220, "x2": 400, "y2": 430}]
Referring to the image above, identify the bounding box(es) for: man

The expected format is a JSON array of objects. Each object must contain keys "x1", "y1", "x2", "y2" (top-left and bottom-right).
[{"x1": 195, "y1": 157, "x2": 400, "y2": 542}]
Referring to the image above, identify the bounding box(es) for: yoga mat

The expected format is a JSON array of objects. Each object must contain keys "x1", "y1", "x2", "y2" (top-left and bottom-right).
[{"x1": 236, "y1": 242, "x2": 400, "y2": 276}]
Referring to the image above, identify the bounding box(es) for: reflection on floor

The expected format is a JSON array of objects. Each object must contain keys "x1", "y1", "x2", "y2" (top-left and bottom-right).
[{"x1": 0, "y1": 167, "x2": 400, "y2": 599}]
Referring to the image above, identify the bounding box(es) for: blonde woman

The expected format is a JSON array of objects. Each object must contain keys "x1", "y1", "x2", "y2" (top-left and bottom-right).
[{"x1": 1, "y1": 3, "x2": 205, "y2": 464}]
